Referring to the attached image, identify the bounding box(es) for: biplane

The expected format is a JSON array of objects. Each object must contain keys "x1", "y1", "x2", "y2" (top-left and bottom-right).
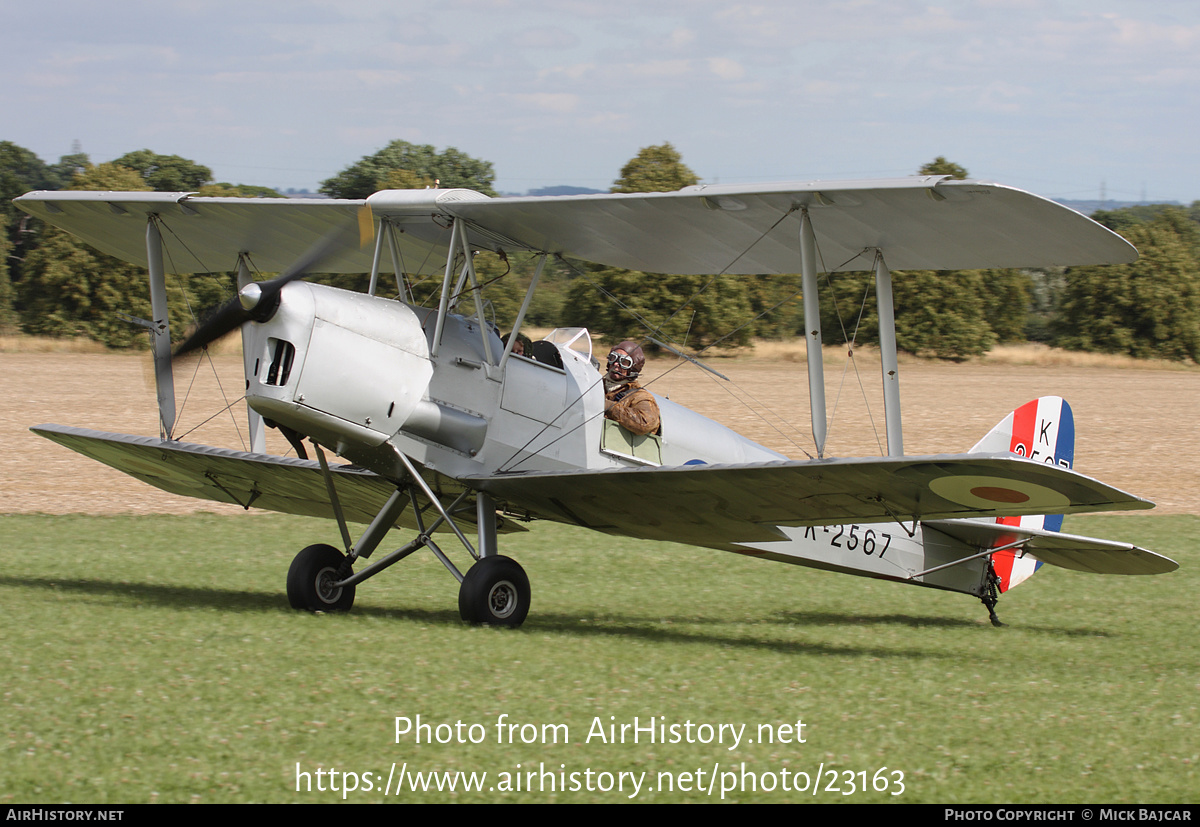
[{"x1": 14, "y1": 175, "x2": 1178, "y2": 627}]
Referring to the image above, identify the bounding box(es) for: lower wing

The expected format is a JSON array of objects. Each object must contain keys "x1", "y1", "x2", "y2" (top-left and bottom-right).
[
  {"x1": 468, "y1": 453, "x2": 1152, "y2": 548},
  {"x1": 31, "y1": 424, "x2": 524, "y2": 534}
]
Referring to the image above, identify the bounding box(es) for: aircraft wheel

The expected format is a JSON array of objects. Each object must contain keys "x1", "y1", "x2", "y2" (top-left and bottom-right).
[
  {"x1": 458, "y1": 556, "x2": 530, "y2": 627},
  {"x1": 287, "y1": 544, "x2": 355, "y2": 612}
]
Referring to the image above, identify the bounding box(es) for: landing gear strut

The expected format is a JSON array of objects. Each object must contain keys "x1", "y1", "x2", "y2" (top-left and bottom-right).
[{"x1": 288, "y1": 446, "x2": 531, "y2": 626}]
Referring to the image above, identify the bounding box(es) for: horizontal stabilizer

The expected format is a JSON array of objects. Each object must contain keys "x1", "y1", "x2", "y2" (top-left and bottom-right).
[
  {"x1": 926, "y1": 518, "x2": 1177, "y2": 575},
  {"x1": 31, "y1": 424, "x2": 524, "y2": 534}
]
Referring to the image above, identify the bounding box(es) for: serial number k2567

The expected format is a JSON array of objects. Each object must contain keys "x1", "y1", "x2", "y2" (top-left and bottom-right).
[{"x1": 802, "y1": 524, "x2": 894, "y2": 557}]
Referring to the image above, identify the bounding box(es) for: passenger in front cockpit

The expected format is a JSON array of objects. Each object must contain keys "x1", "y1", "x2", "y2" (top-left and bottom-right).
[{"x1": 501, "y1": 331, "x2": 532, "y2": 357}]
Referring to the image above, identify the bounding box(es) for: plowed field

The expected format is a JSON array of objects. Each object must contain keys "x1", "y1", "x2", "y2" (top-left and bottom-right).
[{"x1": 3, "y1": 349, "x2": 1196, "y2": 515}]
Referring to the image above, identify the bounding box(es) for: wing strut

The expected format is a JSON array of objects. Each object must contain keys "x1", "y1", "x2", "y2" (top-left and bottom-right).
[
  {"x1": 873, "y1": 251, "x2": 903, "y2": 456},
  {"x1": 146, "y1": 216, "x2": 176, "y2": 439},
  {"x1": 367, "y1": 217, "x2": 416, "y2": 304},
  {"x1": 800, "y1": 207, "x2": 904, "y2": 458},
  {"x1": 454, "y1": 217, "x2": 495, "y2": 366},
  {"x1": 431, "y1": 219, "x2": 459, "y2": 358},
  {"x1": 236, "y1": 253, "x2": 267, "y2": 453},
  {"x1": 499, "y1": 253, "x2": 547, "y2": 371},
  {"x1": 799, "y1": 209, "x2": 827, "y2": 456},
  {"x1": 385, "y1": 219, "x2": 415, "y2": 304}
]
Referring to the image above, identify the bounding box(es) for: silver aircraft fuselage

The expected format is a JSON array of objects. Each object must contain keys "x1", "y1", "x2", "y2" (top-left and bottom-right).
[{"x1": 243, "y1": 281, "x2": 990, "y2": 597}]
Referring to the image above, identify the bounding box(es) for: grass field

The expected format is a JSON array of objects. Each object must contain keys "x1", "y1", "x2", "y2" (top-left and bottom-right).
[{"x1": 2, "y1": 511, "x2": 1195, "y2": 804}]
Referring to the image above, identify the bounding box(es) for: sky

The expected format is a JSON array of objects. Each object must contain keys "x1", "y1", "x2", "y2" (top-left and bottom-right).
[{"x1": 3, "y1": 0, "x2": 1197, "y2": 203}]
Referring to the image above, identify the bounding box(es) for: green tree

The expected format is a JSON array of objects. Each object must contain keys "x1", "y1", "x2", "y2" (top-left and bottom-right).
[
  {"x1": 72, "y1": 161, "x2": 151, "y2": 192},
  {"x1": 0, "y1": 215, "x2": 14, "y2": 334},
  {"x1": 818, "y1": 271, "x2": 877, "y2": 346},
  {"x1": 19, "y1": 164, "x2": 155, "y2": 345},
  {"x1": 1092, "y1": 203, "x2": 1198, "y2": 234},
  {"x1": 46, "y1": 147, "x2": 90, "y2": 188},
  {"x1": 320, "y1": 141, "x2": 497, "y2": 199},
  {"x1": 566, "y1": 144, "x2": 751, "y2": 350},
  {"x1": 196, "y1": 183, "x2": 284, "y2": 198},
  {"x1": 819, "y1": 268, "x2": 1001, "y2": 359},
  {"x1": 562, "y1": 266, "x2": 752, "y2": 349},
  {"x1": 1023, "y1": 267, "x2": 1066, "y2": 343},
  {"x1": 746, "y1": 273, "x2": 805, "y2": 339},
  {"x1": 978, "y1": 268, "x2": 1033, "y2": 343},
  {"x1": 111, "y1": 149, "x2": 213, "y2": 191},
  {"x1": 611, "y1": 143, "x2": 699, "y2": 193},
  {"x1": 918, "y1": 156, "x2": 969, "y2": 179},
  {"x1": 0, "y1": 143, "x2": 79, "y2": 333},
  {"x1": 18, "y1": 162, "x2": 240, "y2": 347},
  {"x1": 0, "y1": 141, "x2": 57, "y2": 199},
  {"x1": 0, "y1": 142, "x2": 92, "y2": 304},
  {"x1": 379, "y1": 168, "x2": 436, "y2": 190},
  {"x1": 1055, "y1": 210, "x2": 1200, "y2": 361},
  {"x1": 1, "y1": 142, "x2": 56, "y2": 268},
  {"x1": 892, "y1": 269, "x2": 996, "y2": 358}
]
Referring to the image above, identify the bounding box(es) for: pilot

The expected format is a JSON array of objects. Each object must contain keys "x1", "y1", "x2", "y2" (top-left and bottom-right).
[{"x1": 602, "y1": 340, "x2": 660, "y2": 436}]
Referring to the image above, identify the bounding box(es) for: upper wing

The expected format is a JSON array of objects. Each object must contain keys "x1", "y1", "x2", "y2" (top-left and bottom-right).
[
  {"x1": 467, "y1": 453, "x2": 1151, "y2": 549},
  {"x1": 32, "y1": 424, "x2": 525, "y2": 534},
  {"x1": 14, "y1": 191, "x2": 385, "y2": 274},
  {"x1": 926, "y1": 518, "x2": 1177, "y2": 575},
  {"x1": 447, "y1": 177, "x2": 1138, "y2": 272},
  {"x1": 15, "y1": 177, "x2": 1136, "y2": 276}
]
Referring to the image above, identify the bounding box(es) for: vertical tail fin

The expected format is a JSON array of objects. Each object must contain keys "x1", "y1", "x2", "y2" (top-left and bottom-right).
[{"x1": 970, "y1": 396, "x2": 1075, "y2": 592}]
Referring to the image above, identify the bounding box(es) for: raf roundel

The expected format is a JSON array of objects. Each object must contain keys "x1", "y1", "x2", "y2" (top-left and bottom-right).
[{"x1": 928, "y1": 475, "x2": 1072, "y2": 512}]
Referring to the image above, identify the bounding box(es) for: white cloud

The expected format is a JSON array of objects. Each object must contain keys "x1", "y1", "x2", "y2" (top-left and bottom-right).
[
  {"x1": 512, "y1": 26, "x2": 582, "y2": 49},
  {"x1": 707, "y1": 57, "x2": 745, "y2": 80},
  {"x1": 2, "y1": 0, "x2": 1198, "y2": 200},
  {"x1": 505, "y1": 92, "x2": 581, "y2": 113}
]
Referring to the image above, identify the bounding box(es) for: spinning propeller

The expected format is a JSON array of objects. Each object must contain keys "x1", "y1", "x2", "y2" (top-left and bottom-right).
[{"x1": 174, "y1": 208, "x2": 373, "y2": 360}]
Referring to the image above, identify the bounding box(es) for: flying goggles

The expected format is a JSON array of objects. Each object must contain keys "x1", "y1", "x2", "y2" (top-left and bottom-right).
[{"x1": 607, "y1": 351, "x2": 635, "y2": 371}]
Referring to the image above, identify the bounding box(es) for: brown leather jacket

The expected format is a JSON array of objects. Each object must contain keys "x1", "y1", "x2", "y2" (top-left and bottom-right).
[{"x1": 605, "y1": 381, "x2": 661, "y2": 436}]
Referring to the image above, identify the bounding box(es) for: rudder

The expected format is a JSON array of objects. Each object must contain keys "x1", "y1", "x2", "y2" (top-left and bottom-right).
[{"x1": 970, "y1": 396, "x2": 1075, "y2": 592}]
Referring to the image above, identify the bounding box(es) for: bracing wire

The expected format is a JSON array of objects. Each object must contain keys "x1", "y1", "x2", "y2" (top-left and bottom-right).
[
  {"x1": 154, "y1": 216, "x2": 249, "y2": 451},
  {"x1": 645, "y1": 206, "x2": 799, "y2": 343},
  {"x1": 824, "y1": 267, "x2": 885, "y2": 456},
  {"x1": 638, "y1": 245, "x2": 881, "y2": 459}
]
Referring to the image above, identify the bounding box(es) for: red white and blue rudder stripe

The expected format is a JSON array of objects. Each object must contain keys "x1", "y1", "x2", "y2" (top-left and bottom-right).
[{"x1": 969, "y1": 397, "x2": 1075, "y2": 592}]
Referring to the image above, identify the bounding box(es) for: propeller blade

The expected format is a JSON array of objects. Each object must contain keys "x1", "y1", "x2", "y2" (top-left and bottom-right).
[
  {"x1": 257, "y1": 222, "x2": 358, "y2": 293},
  {"x1": 172, "y1": 219, "x2": 367, "y2": 361},
  {"x1": 173, "y1": 295, "x2": 252, "y2": 360}
]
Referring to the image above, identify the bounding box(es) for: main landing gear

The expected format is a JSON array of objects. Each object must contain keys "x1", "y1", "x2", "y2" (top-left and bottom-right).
[
  {"x1": 287, "y1": 543, "x2": 355, "y2": 612},
  {"x1": 285, "y1": 446, "x2": 529, "y2": 626},
  {"x1": 286, "y1": 542, "x2": 529, "y2": 626},
  {"x1": 458, "y1": 556, "x2": 531, "y2": 626}
]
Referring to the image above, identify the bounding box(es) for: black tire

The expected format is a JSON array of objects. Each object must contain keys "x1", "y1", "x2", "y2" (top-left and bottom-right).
[
  {"x1": 287, "y1": 543, "x2": 355, "y2": 612},
  {"x1": 458, "y1": 556, "x2": 530, "y2": 627}
]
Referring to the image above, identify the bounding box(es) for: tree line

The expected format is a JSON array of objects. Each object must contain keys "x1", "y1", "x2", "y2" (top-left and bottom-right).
[{"x1": 2, "y1": 141, "x2": 1197, "y2": 362}]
